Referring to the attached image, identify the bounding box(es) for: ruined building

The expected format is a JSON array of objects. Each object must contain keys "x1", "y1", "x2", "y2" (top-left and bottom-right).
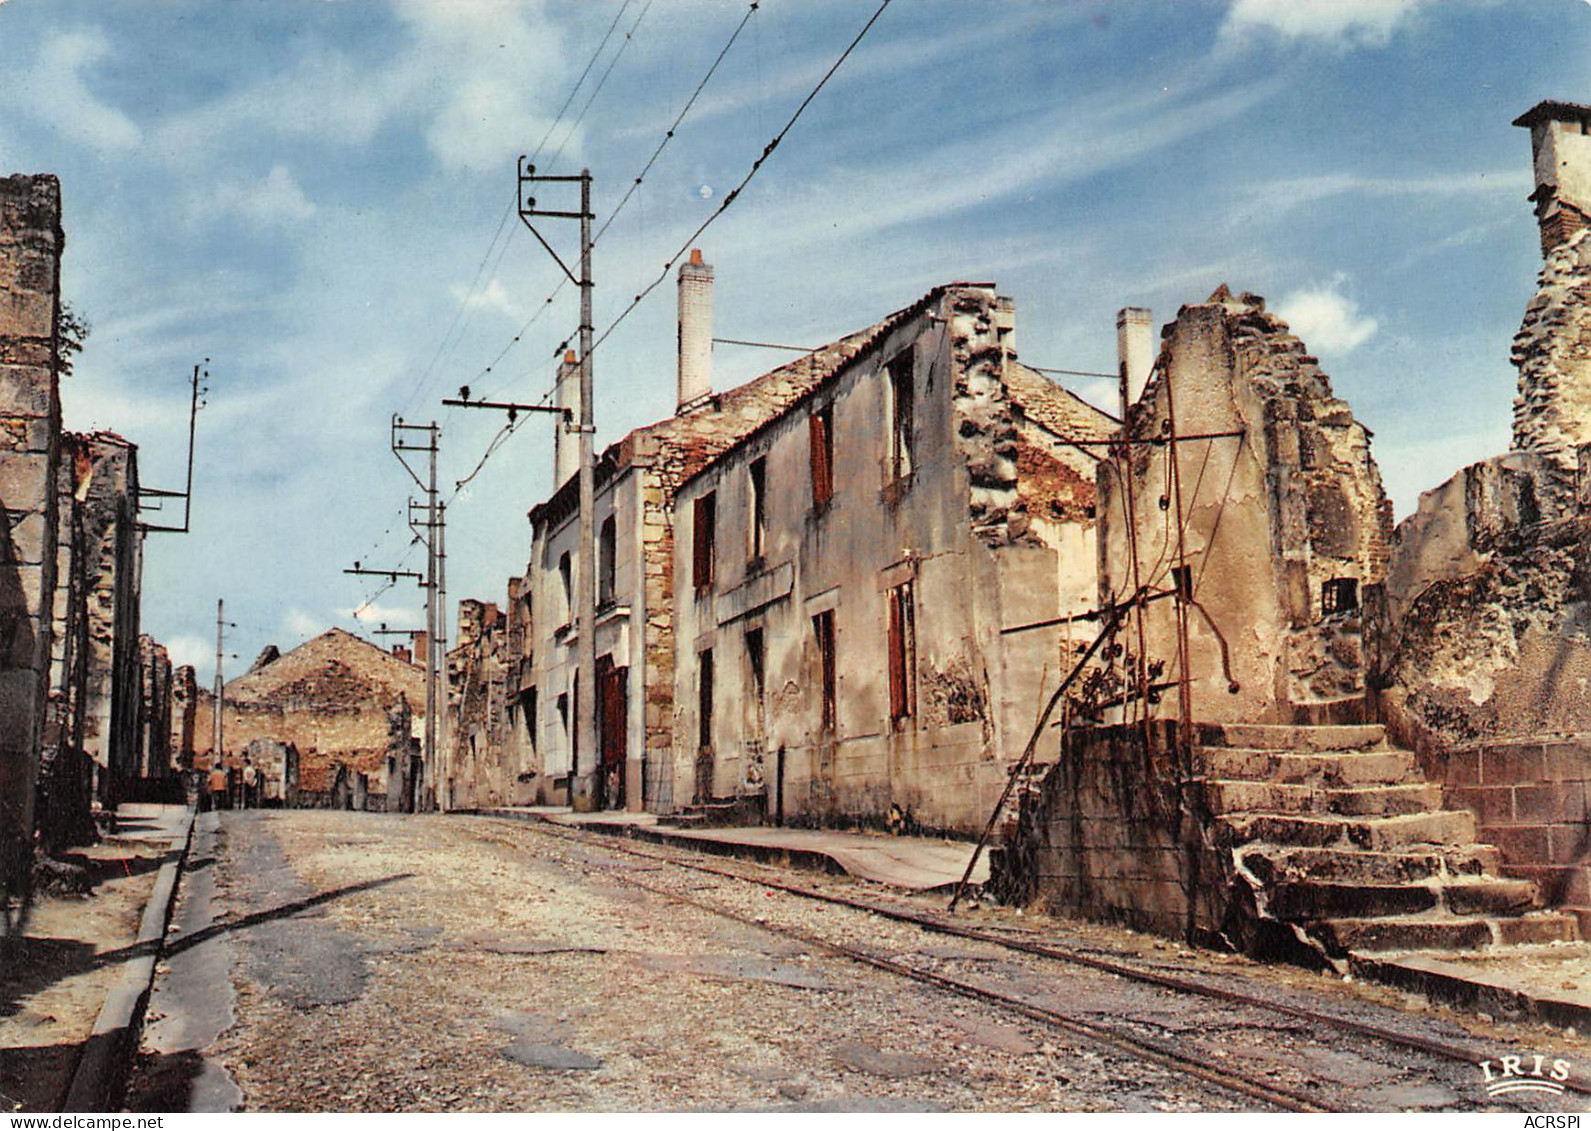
[
  {"x1": 0, "y1": 175, "x2": 64, "y2": 898},
  {"x1": 997, "y1": 278, "x2": 1578, "y2": 965},
  {"x1": 1372, "y1": 99, "x2": 1591, "y2": 933},
  {"x1": 510, "y1": 251, "x2": 887, "y2": 812},
  {"x1": 671, "y1": 284, "x2": 1113, "y2": 833},
  {"x1": 444, "y1": 597, "x2": 513, "y2": 810},
  {"x1": 189, "y1": 627, "x2": 426, "y2": 811}
]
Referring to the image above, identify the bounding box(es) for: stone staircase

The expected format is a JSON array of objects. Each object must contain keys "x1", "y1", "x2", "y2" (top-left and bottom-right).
[
  {"x1": 1198, "y1": 722, "x2": 1580, "y2": 962},
  {"x1": 657, "y1": 793, "x2": 765, "y2": 829}
]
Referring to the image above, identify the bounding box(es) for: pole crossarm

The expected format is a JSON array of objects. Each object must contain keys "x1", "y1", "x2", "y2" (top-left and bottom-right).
[
  {"x1": 442, "y1": 397, "x2": 570, "y2": 425},
  {"x1": 344, "y1": 566, "x2": 424, "y2": 582},
  {"x1": 139, "y1": 360, "x2": 208, "y2": 534}
]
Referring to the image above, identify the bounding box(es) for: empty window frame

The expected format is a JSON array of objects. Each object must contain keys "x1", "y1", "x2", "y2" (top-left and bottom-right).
[
  {"x1": 693, "y1": 492, "x2": 716, "y2": 592},
  {"x1": 813, "y1": 610, "x2": 837, "y2": 732},
  {"x1": 556, "y1": 692, "x2": 570, "y2": 738},
  {"x1": 887, "y1": 351, "x2": 915, "y2": 481},
  {"x1": 525, "y1": 686, "x2": 538, "y2": 750},
  {"x1": 557, "y1": 552, "x2": 573, "y2": 623},
  {"x1": 809, "y1": 404, "x2": 834, "y2": 507},
  {"x1": 748, "y1": 457, "x2": 768, "y2": 561},
  {"x1": 698, "y1": 648, "x2": 715, "y2": 751},
  {"x1": 1322, "y1": 577, "x2": 1359, "y2": 616},
  {"x1": 746, "y1": 626, "x2": 766, "y2": 706},
  {"x1": 887, "y1": 582, "x2": 916, "y2": 722},
  {"x1": 598, "y1": 515, "x2": 617, "y2": 607}
]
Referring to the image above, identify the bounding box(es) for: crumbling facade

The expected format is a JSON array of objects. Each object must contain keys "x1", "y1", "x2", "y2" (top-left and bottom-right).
[
  {"x1": 0, "y1": 175, "x2": 64, "y2": 897},
  {"x1": 998, "y1": 285, "x2": 1576, "y2": 963},
  {"x1": 1372, "y1": 99, "x2": 1591, "y2": 932},
  {"x1": 1097, "y1": 286, "x2": 1393, "y2": 727},
  {"x1": 515, "y1": 252, "x2": 884, "y2": 813},
  {"x1": 444, "y1": 598, "x2": 512, "y2": 809},
  {"x1": 670, "y1": 284, "x2": 1113, "y2": 833},
  {"x1": 188, "y1": 627, "x2": 426, "y2": 811}
]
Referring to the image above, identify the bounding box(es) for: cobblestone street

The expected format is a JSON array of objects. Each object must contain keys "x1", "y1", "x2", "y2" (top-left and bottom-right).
[{"x1": 119, "y1": 810, "x2": 1590, "y2": 1113}]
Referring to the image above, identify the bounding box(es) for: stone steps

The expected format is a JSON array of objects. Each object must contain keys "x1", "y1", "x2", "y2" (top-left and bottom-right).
[
  {"x1": 1204, "y1": 780, "x2": 1442, "y2": 818},
  {"x1": 1198, "y1": 747, "x2": 1418, "y2": 786},
  {"x1": 1222, "y1": 808, "x2": 1478, "y2": 851},
  {"x1": 1212, "y1": 721, "x2": 1581, "y2": 959},
  {"x1": 1266, "y1": 877, "x2": 1540, "y2": 921},
  {"x1": 1241, "y1": 844, "x2": 1501, "y2": 886},
  {"x1": 1307, "y1": 910, "x2": 1577, "y2": 957},
  {"x1": 1201, "y1": 722, "x2": 1387, "y2": 752}
]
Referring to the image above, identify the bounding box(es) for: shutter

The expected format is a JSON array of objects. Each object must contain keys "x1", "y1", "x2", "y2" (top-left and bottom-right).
[{"x1": 888, "y1": 589, "x2": 905, "y2": 720}]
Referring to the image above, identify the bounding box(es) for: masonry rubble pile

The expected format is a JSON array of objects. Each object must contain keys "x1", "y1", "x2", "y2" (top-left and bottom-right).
[
  {"x1": 0, "y1": 174, "x2": 179, "y2": 904},
  {"x1": 437, "y1": 98, "x2": 1591, "y2": 976}
]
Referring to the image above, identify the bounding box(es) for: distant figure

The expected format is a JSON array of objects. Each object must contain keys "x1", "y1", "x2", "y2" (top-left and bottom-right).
[
  {"x1": 207, "y1": 762, "x2": 229, "y2": 812},
  {"x1": 241, "y1": 757, "x2": 259, "y2": 809}
]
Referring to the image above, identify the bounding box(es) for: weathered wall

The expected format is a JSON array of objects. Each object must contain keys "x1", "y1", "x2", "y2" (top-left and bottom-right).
[
  {"x1": 188, "y1": 629, "x2": 425, "y2": 779},
  {"x1": 520, "y1": 315, "x2": 880, "y2": 813},
  {"x1": 1098, "y1": 288, "x2": 1391, "y2": 727},
  {"x1": 994, "y1": 721, "x2": 1228, "y2": 940},
  {"x1": 77, "y1": 433, "x2": 142, "y2": 801},
  {"x1": 669, "y1": 287, "x2": 1112, "y2": 835},
  {"x1": 0, "y1": 174, "x2": 62, "y2": 895}
]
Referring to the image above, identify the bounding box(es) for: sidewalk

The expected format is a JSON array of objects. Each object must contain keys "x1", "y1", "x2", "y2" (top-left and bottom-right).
[{"x1": 479, "y1": 807, "x2": 989, "y2": 892}]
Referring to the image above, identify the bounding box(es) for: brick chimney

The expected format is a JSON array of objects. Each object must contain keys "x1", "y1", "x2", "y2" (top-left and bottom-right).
[
  {"x1": 410, "y1": 631, "x2": 429, "y2": 670},
  {"x1": 391, "y1": 644, "x2": 412, "y2": 664},
  {"x1": 554, "y1": 349, "x2": 580, "y2": 488},
  {"x1": 1514, "y1": 101, "x2": 1591, "y2": 257},
  {"x1": 677, "y1": 248, "x2": 713, "y2": 412},
  {"x1": 1116, "y1": 307, "x2": 1155, "y2": 405}
]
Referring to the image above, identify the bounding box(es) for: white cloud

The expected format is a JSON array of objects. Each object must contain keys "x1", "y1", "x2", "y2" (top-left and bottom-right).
[
  {"x1": 164, "y1": 633, "x2": 212, "y2": 675},
  {"x1": 284, "y1": 609, "x2": 323, "y2": 639},
  {"x1": 342, "y1": 601, "x2": 424, "y2": 630},
  {"x1": 25, "y1": 28, "x2": 141, "y2": 150},
  {"x1": 457, "y1": 278, "x2": 519, "y2": 321},
  {"x1": 1220, "y1": 0, "x2": 1426, "y2": 50},
  {"x1": 203, "y1": 165, "x2": 317, "y2": 228},
  {"x1": 1275, "y1": 277, "x2": 1379, "y2": 353}
]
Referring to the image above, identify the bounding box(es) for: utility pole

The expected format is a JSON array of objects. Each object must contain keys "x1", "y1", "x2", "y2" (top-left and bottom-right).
[
  {"x1": 516, "y1": 157, "x2": 597, "y2": 810},
  {"x1": 437, "y1": 499, "x2": 448, "y2": 811},
  {"x1": 212, "y1": 598, "x2": 234, "y2": 762},
  {"x1": 391, "y1": 417, "x2": 441, "y2": 811},
  {"x1": 139, "y1": 359, "x2": 208, "y2": 534}
]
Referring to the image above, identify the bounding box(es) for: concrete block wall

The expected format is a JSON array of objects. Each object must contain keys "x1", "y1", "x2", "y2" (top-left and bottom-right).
[
  {"x1": 999, "y1": 721, "x2": 1227, "y2": 941},
  {"x1": 1444, "y1": 737, "x2": 1591, "y2": 921},
  {"x1": 0, "y1": 174, "x2": 63, "y2": 896}
]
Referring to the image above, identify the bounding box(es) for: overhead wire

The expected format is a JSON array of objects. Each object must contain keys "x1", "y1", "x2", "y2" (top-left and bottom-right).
[
  {"x1": 586, "y1": 0, "x2": 895, "y2": 359},
  {"x1": 470, "y1": 0, "x2": 763, "y2": 408},
  {"x1": 397, "y1": 0, "x2": 639, "y2": 419}
]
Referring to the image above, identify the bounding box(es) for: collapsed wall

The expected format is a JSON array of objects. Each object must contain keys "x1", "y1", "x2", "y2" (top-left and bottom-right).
[{"x1": 1096, "y1": 286, "x2": 1392, "y2": 726}]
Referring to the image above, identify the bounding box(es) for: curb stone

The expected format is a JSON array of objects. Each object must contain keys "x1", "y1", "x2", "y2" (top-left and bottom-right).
[{"x1": 60, "y1": 806, "x2": 197, "y2": 1113}]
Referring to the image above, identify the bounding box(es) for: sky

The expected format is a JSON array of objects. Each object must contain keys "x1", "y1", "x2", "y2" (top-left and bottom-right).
[{"x1": 0, "y1": 0, "x2": 1584, "y2": 683}]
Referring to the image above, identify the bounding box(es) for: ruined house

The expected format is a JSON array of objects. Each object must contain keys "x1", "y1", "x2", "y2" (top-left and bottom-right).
[
  {"x1": 512, "y1": 251, "x2": 886, "y2": 812},
  {"x1": 1373, "y1": 99, "x2": 1591, "y2": 934},
  {"x1": 670, "y1": 283, "x2": 1113, "y2": 834},
  {"x1": 444, "y1": 597, "x2": 512, "y2": 810},
  {"x1": 0, "y1": 174, "x2": 64, "y2": 897},
  {"x1": 996, "y1": 280, "x2": 1578, "y2": 966},
  {"x1": 189, "y1": 627, "x2": 425, "y2": 811}
]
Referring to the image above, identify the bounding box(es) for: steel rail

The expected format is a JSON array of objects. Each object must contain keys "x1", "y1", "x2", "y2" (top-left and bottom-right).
[
  {"x1": 596, "y1": 867, "x2": 1333, "y2": 1112},
  {"x1": 492, "y1": 816, "x2": 1579, "y2": 1099}
]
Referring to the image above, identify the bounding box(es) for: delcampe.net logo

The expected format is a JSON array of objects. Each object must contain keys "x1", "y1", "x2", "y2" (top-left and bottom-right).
[{"x1": 1478, "y1": 1054, "x2": 1572, "y2": 1098}]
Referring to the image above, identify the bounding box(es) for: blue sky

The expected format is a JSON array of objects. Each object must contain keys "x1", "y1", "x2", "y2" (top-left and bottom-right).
[{"x1": 0, "y1": 0, "x2": 1583, "y2": 681}]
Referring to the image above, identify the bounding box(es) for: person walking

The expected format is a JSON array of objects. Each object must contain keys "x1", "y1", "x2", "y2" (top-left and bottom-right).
[
  {"x1": 241, "y1": 757, "x2": 259, "y2": 809},
  {"x1": 207, "y1": 762, "x2": 229, "y2": 812}
]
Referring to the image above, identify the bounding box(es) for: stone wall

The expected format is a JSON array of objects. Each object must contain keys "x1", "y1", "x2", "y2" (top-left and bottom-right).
[
  {"x1": 0, "y1": 174, "x2": 62, "y2": 897},
  {"x1": 993, "y1": 721, "x2": 1229, "y2": 941},
  {"x1": 1098, "y1": 288, "x2": 1392, "y2": 727}
]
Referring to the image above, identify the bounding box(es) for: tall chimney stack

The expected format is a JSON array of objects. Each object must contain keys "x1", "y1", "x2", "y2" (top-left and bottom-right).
[
  {"x1": 677, "y1": 248, "x2": 713, "y2": 412},
  {"x1": 553, "y1": 349, "x2": 580, "y2": 488},
  {"x1": 1515, "y1": 101, "x2": 1591, "y2": 258},
  {"x1": 1116, "y1": 307, "x2": 1154, "y2": 406}
]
